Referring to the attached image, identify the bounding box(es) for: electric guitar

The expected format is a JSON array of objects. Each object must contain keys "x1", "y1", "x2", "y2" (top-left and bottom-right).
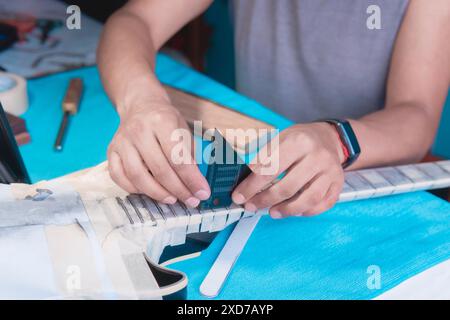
[{"x1": 1, "y1": 87, "x2": 449, "y2": 299}]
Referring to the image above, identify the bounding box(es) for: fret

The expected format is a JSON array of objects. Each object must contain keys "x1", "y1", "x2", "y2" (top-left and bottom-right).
[
  {"x1": 170, "y1": 202, "x2": 190, "y2": 227},
  {"x1": 376, "y1": 167, "x2": 414, "y2": 194},
  {"x1": 415, "y1": 162, "x2": 450, "y2": 189},
  {"x1": 338, "y1": 182, "x2": 356, "y2": 202},
  {"x1": 225, "y1": 204, "x2": 244, "y2": 227},
  {"x1": 344, "y1": 171, "x2": 376, "y2": 200},
  {"x1": 396, "y1": 165, "x2": 434, "y2": 191},
  {"x1": 140, "y1": 195, "x2": 165, "y2": 225},
  {"x1": 157, "y1": 203, "x2": 177, "y2": 228},
  {"x1": 167, "y1": 204, "x2": 189, "y2": 245},
  {"x1": 124, "y1": 197, "x2": 143, "y2": 225},
  {"x1": 200, "y1": 209, "x2": 215, "y2": 232},
  {"x1": 170, "y1": 202, "x2": 192, "y2": 246},
  {"x1": 117, "y1": 196, "x2": 144, "y2": 225},
  {"x1": 127, "y1": 194, "x2": 152, "y2": 225},
  {"x1": 181, "y1": 203, "x2": 202, "y2": 234},
  {"x1": 135, "y1": 194, "x2": 157, "y2": 224},
  {"x1": 210, "y1": 207, "x2": 230, "y2": 232},
  {"x1": 159, "y1": 204, "x2": 185, "y2": 246},
  {"x1": 357, "y1": 169, "x2": 395, "y2": 197},
  {"x1": 437, "y1": 160, "x2": 450, "y2": 174},
  {"x1": 136, "y1": 195, "x2": 157, "y2": 225},
  {"x1": 115, "y1": 197, "x2": 134, "y2": 225}
]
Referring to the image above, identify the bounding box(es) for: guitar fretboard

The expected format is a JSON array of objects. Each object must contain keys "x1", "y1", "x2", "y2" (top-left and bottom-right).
[
  {"x1": 339, "y1": 161, "x2": 450, "y2": 202},
  {"x1": 114, "y1": 161, "x2": 450, "y2": 246}
]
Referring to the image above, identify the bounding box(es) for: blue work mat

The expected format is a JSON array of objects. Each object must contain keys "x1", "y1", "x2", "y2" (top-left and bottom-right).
[
  {"x1": 171, "y1": 192, "x2": 450, "y2": 299},
  {"x1": 21, "y1": 54, "x2": 450, "y2": 299}
]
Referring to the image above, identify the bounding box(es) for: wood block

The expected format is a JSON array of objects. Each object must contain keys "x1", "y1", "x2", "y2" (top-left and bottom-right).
[
  {"x1": 164, "y1": 85, "x2": 274, "y2": 152},
  {"x1": 5, "y1": 112, "x2": 30, "y2": 146}
]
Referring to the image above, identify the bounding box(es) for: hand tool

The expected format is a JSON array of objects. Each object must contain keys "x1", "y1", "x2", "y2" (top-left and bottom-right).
[{"x1": 54, "y1": 78, "x2": 83, "y2": 151}]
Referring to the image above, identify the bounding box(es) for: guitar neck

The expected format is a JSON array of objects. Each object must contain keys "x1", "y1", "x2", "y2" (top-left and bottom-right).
[
  {"x1": 339, "y1": 160, "x2": 450, "y2": 202},
  {"x1": 114, "y1": 161, "x2": 450, "y2": 247}
]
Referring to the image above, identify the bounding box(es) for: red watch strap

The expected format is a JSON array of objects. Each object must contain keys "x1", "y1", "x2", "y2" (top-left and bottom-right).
[{"x1": 332, "y1": 126, "x2": 350, "y2": 164}]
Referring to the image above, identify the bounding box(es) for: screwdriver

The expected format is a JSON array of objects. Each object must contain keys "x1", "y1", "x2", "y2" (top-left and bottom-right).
[{"x1": 54, "y1": 78, "x2": 83, "y2": 151}]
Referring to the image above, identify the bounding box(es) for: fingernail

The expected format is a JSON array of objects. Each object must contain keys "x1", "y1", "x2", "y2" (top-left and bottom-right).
[
  {"x1": 233, "y1": 192, "x2": 246, "y2": 204},
  {"x1": 185, "y1": 197, "x2": 200, "y2": 208},
  {"x1": 245, "y1": 203, "x2": 257, "y2": 212},
  {"x1": 270, "y1": 211, "x2": 283, "y2": 219},
  {"x1": 195, "y1": 190, "x2": 210, "y2": 200},
  {"x1": 163, "y1": 196, "x2": 177, "y2": 204}
]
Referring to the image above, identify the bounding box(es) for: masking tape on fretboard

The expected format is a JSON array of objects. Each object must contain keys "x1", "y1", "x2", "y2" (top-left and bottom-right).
[{"x1": 0, "y1": 72, "x2": 28, "y2": 116}]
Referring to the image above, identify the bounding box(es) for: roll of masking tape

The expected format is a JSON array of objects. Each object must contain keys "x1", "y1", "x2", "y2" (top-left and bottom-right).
[{"x1": 0, "y1": 72, "x2": 28, "y2": 116}]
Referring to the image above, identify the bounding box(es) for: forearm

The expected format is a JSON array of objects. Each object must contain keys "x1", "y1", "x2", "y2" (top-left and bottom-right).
[
  {"x1": 348, "y1": 0, "x2": 450, "y2": 170},
  {"x1": 97, "y1": 0, "x2": 212, "y2": 117},
  {"x1": 97, "y1": 11, "x2": 169, "y2": 117},
  {"x1": 350, "y1": 101, "x2": 441, "y2": 169}
]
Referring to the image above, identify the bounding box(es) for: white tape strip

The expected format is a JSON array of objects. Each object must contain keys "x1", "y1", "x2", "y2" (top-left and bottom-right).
[
  {"x1": 0, "y1": 72, "x2": 28, "y2": 116},
  {"x1": 77, "y1": 219, "x2": 118, "y2": 299},
  {"x1": 200, "y1": 214, "x2": 261, "y2": 298}
]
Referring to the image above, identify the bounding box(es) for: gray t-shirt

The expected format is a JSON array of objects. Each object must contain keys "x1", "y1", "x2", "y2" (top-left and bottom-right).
[{"x1": 232, "y1": 0, "x2": 409, "y2": 123}]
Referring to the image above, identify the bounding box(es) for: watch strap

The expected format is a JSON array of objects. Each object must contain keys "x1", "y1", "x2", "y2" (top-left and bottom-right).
[{"x1": 323, "y1": 119, "x2": 361, "y2": 168}]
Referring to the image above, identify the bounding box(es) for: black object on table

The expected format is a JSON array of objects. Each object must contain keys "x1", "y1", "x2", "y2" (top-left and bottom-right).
[
  {"x1": 0, "y1": 102, "x2": 30, "y2": 184},
  {"x1": 0, "y1": 22, "x2": 18, "y2": 52}
]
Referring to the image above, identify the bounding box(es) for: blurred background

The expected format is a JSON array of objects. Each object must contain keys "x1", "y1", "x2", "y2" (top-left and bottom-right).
[{"x1": 0, "y1": 0, "x2": 448, "y2": 167}]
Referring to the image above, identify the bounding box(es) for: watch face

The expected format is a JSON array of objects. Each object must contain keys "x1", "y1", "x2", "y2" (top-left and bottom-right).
[{"x1": 342, "y1": 122, "x2": 361, "y2": 156}]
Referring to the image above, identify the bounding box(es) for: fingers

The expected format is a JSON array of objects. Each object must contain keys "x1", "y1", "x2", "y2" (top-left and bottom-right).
[
  {"x1": 109, "y1": 140, "x2": 176, "y2": 204},
  {"x1": 109, "y1": 105, "x2": 210, "y2": 207},
  {"x1": 108, "y1": 150, "x2": 138, "y2": 194},
  {"x1": 243, "y1": 156, "x2": 318, "y2": 212},
  {"x1": 269, "y1": 174, "x2": 341, "y2": 218},
  {"x1": 155, "y1": 120, "x2": 211, "y2": 201},
  {"x1": 231, "y1": 138, "x2": 301, "y2": 205},
  {"x1": 303, "y1": 182, "x2": 342, "y2": 216},
  {"x1": 134, "y1": 132, "x2": 203, "y2": 208}
]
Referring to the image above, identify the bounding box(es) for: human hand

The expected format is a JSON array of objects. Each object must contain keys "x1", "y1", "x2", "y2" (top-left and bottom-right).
[
  {"x1": 107, "y1": 94, "x2": 210, "y2": 208},
  {"x1": 232, "y1": 123, "x2": 346, "y2": 218}
]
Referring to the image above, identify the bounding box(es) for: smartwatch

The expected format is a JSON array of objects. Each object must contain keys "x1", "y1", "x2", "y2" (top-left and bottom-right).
[{"x1": 323, "y1": 119, "x2": 361, "y2": 168}]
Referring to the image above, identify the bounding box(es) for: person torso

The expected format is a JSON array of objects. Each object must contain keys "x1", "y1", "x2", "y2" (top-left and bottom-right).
[{"x1": 232, "y1": 0, "x2": 409, "y2": 123}]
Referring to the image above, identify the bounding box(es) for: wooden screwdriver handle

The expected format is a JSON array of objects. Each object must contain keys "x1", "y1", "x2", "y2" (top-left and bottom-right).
[{"x1": 63, "y1": 78, "x2": 83, "y2": 114}]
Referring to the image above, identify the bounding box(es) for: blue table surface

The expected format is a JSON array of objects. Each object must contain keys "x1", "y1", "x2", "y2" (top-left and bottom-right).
[{"x1": 20, "y1": 54, "x2": 450, "y2": 299}]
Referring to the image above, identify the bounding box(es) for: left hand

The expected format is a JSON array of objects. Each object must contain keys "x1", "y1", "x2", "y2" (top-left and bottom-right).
[{"x1": 232, "y1": 122, "x2": 346, "y2": 218}]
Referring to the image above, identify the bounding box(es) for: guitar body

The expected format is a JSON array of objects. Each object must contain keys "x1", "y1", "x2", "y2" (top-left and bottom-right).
[{"x1": 1, "y1": 163, "x2": 225, "y2": 299}]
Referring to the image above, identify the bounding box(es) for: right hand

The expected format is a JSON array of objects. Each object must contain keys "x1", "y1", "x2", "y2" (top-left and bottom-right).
[{"x1": 107, "y1": 95, "x2": 211, "y2": 208}]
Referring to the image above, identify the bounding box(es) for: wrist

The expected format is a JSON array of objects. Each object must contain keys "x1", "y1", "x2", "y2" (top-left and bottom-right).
[
  {"x1": 322, "y1": 119, "x2": 361, "y2": 168},
  {"x1": 324, "y1": 122, "x2": 348, "y2": 165},
  {"x1": 116, "y1": 77, "x2": 171, "y2": 118},
  {"x1": 117, "y1": 94, "x2": 170, "y2": 119}
]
